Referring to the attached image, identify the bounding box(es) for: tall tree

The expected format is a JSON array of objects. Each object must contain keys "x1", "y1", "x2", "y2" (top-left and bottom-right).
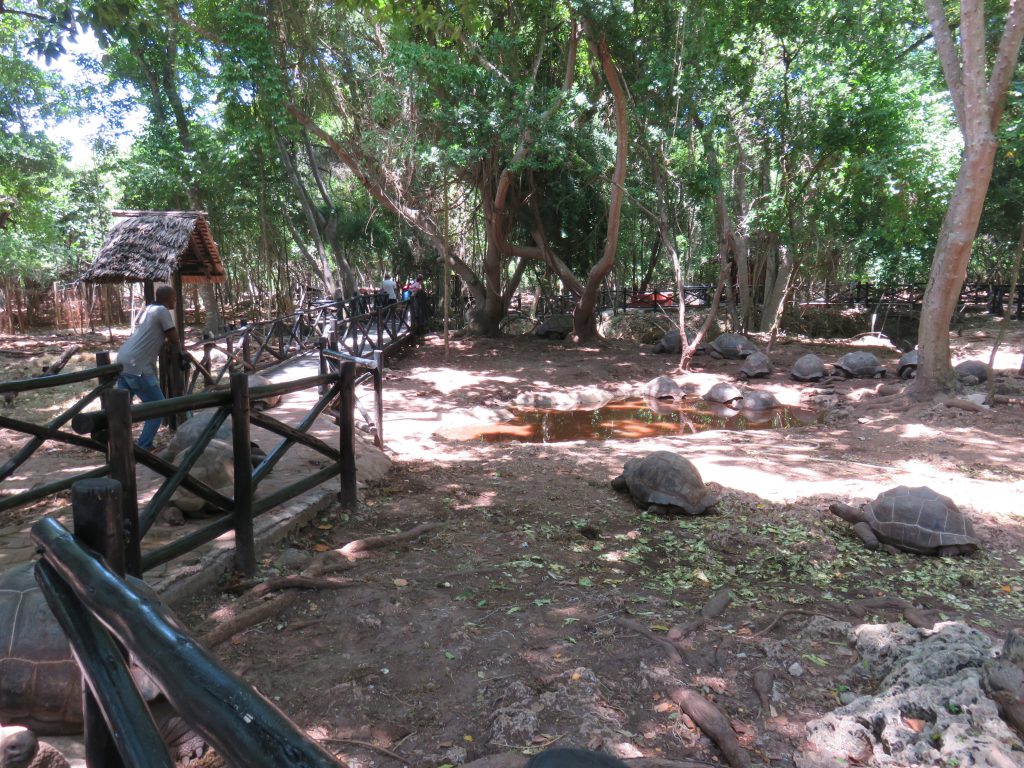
[{"x1": 913, "y1": 0, "x2": 1024, "y2": 395}]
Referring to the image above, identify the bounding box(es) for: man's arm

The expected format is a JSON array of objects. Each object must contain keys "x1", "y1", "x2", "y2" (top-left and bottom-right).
[{"x1": 164, "y1": 327, "x2": 180, "y2": 347}]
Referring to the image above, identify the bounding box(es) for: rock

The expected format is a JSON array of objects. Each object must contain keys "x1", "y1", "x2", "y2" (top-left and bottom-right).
[
  {"x1": 837, "y1": 691, "x2": 857, "y2": 706},
  {"x1": 166, "y1": 439, "x2": 234, "y2": 517},
  {"x1": 797, "y1": 622, "x2": 1021, "y2": 768},
  {"x1": 788, "y1": 662, "x2": 805, "y2": 678},
  {"x1": 161, "y1": 411, "x2": 232, "y2": 460},
  {"x1": 275, "y1": 548, "x2": 312, "y2": 571}
]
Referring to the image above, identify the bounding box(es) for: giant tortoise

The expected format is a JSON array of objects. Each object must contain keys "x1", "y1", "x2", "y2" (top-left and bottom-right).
[
  {"x1": 897, "y1": 350, "x2": 919, "y2": 380},
  {"x1": 611, "y1": 451, "x2": 716, "y2": 515},
  {"x1": 652, "y1": 328, "x2": 705, "y2": 355},
  {"x1": 0, "y1": 564, "x2": 206, "y2": 762},
  {"x1": 829, "y1": 486, "x2": 979, "y2": 556},
  {"x1": 740, "y1": 389, "x2": 780, "y2": 411},
  {"x1": 703, "y1": 382, "x2": 743, "y2": 407},
  {"x1": 955, "y1": 360, "x2": 989, "y2": 385},
  {"x1": 739, "y1": 352, "x2": 773, "y2": 380},
  {"x1": 708, "y1": 333, "x2": 758, "y2": 360},
  {"x1": 534, "y1": 315, "x2": 574, "y2": 340},
  {"x1": 833, "y1": 351, "x2": 885, "y2": 379},
  {"x1": 790, "y1": 354, "x2": 826, "y2": 382}
]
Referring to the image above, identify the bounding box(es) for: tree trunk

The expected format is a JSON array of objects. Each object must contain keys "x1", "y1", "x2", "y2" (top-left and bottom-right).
[
  {"x1": 912, "y1": 139, "x2": 998, "y2": 394},
  {"x1": 573, "y1": 26, "x2": 628, "y2": 341}
]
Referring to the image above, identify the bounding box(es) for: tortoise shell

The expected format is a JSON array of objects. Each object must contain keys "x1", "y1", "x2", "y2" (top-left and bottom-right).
[
  {"x1": 534, "y1": 315, "x2": 573, "y2": 340},
  {"x1": 643, "y1": 376, "x2": 683, "y2": 401},
  {"x1": 834, "y1": 351, "x2": 884, "y2": 378},
  {"x1": 954, "y1": 360, "x2": 989, "y2": 384},
  {"x1": 703, "y1": 382, "x2": 743, "y2": 405},
  {"x1": 740, "y1": 389, "x2": 780, "y2": 411},
  {"x1": 611, "y1": 451, "x2": 716, "y2": 515},
  {"x1": 0, "y1": 565, "x2": 81, "y2": 734},
  {"x1": 739, "y1": 352, "x2": 772, "y2": 379},
  {"x1": 708, "y1": 333, "x2": 758, "y2": 360},
  {"x1": 790, "y1": 354, "x2": 826, "y2": 381},
  {"x1": 857, "y1": 486, "x2": 978, "y2": 555},
  {"x1": 653, "y1": 328, "x2": 705, "y2": 355},
  {"x1": 898, "y1": 350, "x2": 919, "y2": 379}
]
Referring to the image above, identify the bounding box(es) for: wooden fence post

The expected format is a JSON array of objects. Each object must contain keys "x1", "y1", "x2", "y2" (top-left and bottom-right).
[
  {"x1": 372, "y1": 350, "x2": 384, "y2": 450},
  {"x1": 241, "y1": 321, "x2": 251, "y2": 369},
  {"x1": 71, "y1": 477, "x2": 127, "y2": 768},
  {"x1": 338, "y1": 362, "x2": 357, "y2": 509},
  {"x1": 102, "y1": 388, "x2": 141, "y2": 577},
  {"x1": 317, "y1": 337, "x2": 328, "y2": 397},
  {"x1": 230, "y1": 372, "x2": 255, "y2": 576},
  {"x1": 376, "y1": 305, "x2": 384, "y2": 349}
]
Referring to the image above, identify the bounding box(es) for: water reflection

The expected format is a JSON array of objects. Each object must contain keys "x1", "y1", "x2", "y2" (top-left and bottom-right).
[{"x1": 448, "y1": 398, "x2": 821, "y2": 443}]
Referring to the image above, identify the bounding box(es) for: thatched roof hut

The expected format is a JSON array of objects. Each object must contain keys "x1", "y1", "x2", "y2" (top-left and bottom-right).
[{"x1": 81, "y1": 211, "x2": 226, "y2": 284}]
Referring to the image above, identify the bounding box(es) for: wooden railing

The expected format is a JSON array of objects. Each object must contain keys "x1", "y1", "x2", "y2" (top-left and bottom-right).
[
  {"x1": 33, "y1": 504, "x2": 340, "y2": 767},
  {"x1": 0, "y1": 355, "x2": 121, "y2": 514},
  {"x1": 61, "y1": 368, "x2": 357, "y2": 577}
]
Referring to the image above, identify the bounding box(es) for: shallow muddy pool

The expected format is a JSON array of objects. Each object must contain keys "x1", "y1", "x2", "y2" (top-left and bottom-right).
[{"x1": 447, "y1": 398, "x2": 821, "y2": 443}]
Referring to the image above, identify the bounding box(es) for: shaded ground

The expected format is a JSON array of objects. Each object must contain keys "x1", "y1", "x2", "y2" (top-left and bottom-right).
[
  {"x1": 3, "y1": 318, "x2": 1024, "y2": 766},
  {"x1": 176, "y1": 316, "x2": 1024, "y2": 767}
]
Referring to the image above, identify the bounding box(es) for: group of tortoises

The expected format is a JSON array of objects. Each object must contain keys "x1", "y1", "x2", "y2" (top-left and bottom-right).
[
  {"x1": 612, "y1": 452, "x2": 980, "y2": 557},
  {"x1": 632, "y1": 330, "x2": 983, "y2": 557}
]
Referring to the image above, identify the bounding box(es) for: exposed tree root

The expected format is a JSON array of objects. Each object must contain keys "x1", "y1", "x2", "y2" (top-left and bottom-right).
[
  {"x1": 339, "y1": 522, "x2": 441, "y2": 555},
  {"x1": 201, "y1": 592, "x2": 297, "y2": 648},
  {"x1": 613, "y1": 616, "x2": 684, "y2": 665},
  {"x1": 849, "y1": 596, "x2": 937, "y2": 629},
  {"x1": 668, "y1": 589, "x2": 731, "y2": 640},
  {"x1": 322, "y1": 737, "x2": 409, "y2": 762},
  {"x1": 939, "y1": 396, "x2": 989, "y2": 413},
  {"x1": 752, "y1": 669, "x2": 774, "y2": 716},
  {"x1": 745, "y1": 609, "x2": 822, "y2": 638},
  {"x1": 993, "y1": 394, "x2": 1024, "y2": 407},
  {"x1": 458, "y1": 754, "x2": 719, "y2": 768},
  {"x1": 669, "y1": 688, "x2": 751, "y2": 768},
  {"x1": 242, "y1": 575, "x2": 356, "y2": 601}
]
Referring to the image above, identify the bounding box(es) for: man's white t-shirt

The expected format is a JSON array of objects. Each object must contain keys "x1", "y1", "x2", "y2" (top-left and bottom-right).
[{"x1": 117, "y1": 304, "x2": 175, "y2": 376}]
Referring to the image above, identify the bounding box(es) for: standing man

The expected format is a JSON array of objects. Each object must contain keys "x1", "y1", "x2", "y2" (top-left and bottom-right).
[
  {"x1": 380, "y1": 274, "x2": 398, "y2": 304},
  {"x1": 115, "y1": 285, "x2": 179, "y2": 450}
]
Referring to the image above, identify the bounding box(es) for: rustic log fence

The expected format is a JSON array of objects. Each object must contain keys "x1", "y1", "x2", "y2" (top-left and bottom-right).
[
  {"x1": 0, "y1": 354, "x2": 121, "y2": 513},
  {"x1": 32, "y1": 503, "x2": 340, "y2": 767},
  {"x1": 62, "y1": 365, "x2": 359, "y2": 577}
]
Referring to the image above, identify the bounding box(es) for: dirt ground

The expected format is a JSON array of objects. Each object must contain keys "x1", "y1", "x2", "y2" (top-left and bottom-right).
[{"x1": 3, "y1": 317, "x2": 1024, "y2": 767}]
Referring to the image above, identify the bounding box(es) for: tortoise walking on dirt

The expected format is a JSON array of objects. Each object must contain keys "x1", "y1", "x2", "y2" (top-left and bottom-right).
[
  {"x1": 790, "y1": 354, "x2": 826, "y2": 381},
  {"x1": 833, "y1": 351, "x2": 885, "y2": 378},
  {"x1": 611, "y1": 451, "x2": 717, "y2": 515},
  {"x1": 829, "y1": 486, "x2": 980, "y2": 556},
  {"x1": 708, "y1": 333, "x2": 758, "y2": 360}
]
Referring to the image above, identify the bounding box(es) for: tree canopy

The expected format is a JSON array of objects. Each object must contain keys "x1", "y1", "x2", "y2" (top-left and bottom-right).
[{"x1": 1, "y1": 0, "x2": 1021, "y2": 370}]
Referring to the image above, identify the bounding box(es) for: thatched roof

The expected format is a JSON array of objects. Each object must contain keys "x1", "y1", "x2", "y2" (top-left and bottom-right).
[{"x1": 81, "y1": 211, "x2": 227, "y2": 284}]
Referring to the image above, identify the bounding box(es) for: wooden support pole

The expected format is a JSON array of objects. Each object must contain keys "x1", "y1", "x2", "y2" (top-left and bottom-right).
[
  {"x1": 230, "y1": 372, "x2": 255, "y2": 576},
  {"x1": 71, "y1": 477, "x2": 127, "y2": 768},
  {"x1": 372, "y1": 350, "x2": 384, "y2": 450},
  {"x1": 318, "y1": 337, "x2": 328, "y2": 397},
  {"x1": 102, "y1": 388, "x2": 141, "y2": 577},
  {"x1": 338, "y1": 362, "x2": 357, "y2": 509},
  {"x1": 241, "y1": 321, "x2": 251, "y2": 370}
]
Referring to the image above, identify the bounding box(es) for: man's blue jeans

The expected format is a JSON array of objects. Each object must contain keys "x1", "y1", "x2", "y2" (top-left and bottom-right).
[{"x1": 116, "y1": 373, "x2": 165, "y2": 450}]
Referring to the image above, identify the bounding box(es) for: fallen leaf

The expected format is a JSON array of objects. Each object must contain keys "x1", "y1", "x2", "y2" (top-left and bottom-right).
[
  {"x1": 393, "y1": 578, "x2": 409, "y2": 587},
  {"x1": 313, "y1": 543, "x2": 331, "y2": 552},
  {"x1": 901, "y1": 716, "x2": 925, "y2": 733}
]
